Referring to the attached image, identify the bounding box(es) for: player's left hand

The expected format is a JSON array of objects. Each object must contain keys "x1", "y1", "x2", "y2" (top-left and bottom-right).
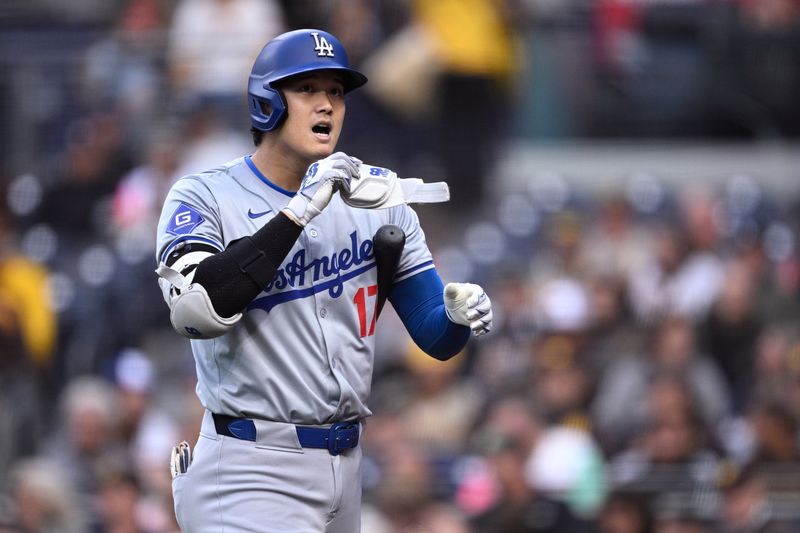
[{"x1": 444, "y1": 282, "x2": 493, "y2": 337}]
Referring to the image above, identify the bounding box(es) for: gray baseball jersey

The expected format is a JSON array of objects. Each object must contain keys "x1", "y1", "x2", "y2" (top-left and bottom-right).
[{"x1": 156, "y1": 155, "x2": 434, "y2": 425}]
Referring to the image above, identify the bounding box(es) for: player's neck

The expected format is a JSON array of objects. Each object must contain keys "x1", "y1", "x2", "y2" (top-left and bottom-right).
[{"x1": 250, "y1": 146, "x2": 309, "y2": 193}]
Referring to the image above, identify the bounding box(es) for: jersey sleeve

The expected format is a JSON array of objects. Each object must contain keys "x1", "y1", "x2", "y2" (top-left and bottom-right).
[
  {"x1": 155, "y1": 176, "x2": 225, "y2": 265},
  {"x1": 388, "y1": 204, "x2": 434, "y2": 282}
]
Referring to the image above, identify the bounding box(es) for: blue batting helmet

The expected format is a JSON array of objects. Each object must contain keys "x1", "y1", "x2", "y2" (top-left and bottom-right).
[{"x1": 248, "y1": 29, "x2": 368, "y2": 132}]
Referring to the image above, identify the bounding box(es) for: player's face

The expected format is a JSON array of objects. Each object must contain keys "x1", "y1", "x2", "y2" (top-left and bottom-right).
[{"x1": 277, "y1": 71, "x2": 346, "y2": 164}]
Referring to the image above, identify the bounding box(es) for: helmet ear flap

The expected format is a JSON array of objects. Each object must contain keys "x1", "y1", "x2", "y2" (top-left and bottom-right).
[{"x1": 248, "y1": 83, "x2": 287, "y2": 132}]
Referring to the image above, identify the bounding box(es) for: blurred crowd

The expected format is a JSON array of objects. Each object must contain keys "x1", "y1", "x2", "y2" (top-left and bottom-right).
[{"x1": 1, "y1": 0, "x2": 800, "y2": 532}]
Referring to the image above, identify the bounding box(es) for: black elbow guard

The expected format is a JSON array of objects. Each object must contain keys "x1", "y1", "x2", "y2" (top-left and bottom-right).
[{"x1": 193, "y1": 212, "x2": 303, "y2": 317}]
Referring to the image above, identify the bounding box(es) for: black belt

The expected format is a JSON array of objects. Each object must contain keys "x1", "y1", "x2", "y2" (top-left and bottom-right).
[{"x1": 212, "y1": 414, "x2": 359, "y2": 456}]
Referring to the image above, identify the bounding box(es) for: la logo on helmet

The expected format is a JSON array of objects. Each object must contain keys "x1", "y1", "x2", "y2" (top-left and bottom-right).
[{"x1": 311, "y1": 32, "x2": 334, "y2": 57}]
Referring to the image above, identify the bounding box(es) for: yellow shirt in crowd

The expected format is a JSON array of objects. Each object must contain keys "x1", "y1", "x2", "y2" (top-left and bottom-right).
[
  {"x1": 414, "y1": 0, "x2": 517, "y2": 77},
  {"x1": 0, "y1": 255, "x2": 56, "y2": 366}
]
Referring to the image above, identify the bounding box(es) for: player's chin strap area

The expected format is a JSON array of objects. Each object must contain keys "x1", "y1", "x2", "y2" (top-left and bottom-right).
[{"x1": 339, "y1": 164, "x2": 450, "y2": 210}]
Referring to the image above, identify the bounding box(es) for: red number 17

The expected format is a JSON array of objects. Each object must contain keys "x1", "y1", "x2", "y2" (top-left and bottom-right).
[{"x1": 353, "y1": 284, "x2": 378, "y2": 337}]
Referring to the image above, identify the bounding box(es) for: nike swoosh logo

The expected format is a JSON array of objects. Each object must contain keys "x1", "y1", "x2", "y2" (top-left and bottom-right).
[{"x1": 248, "y1": 208, "x2": 273, "y2": 219}]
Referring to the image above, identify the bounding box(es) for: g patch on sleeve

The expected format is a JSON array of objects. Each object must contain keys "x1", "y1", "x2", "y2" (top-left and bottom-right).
[{"x1": 166, "y1": 203, "x2": 205, "y2": 236}]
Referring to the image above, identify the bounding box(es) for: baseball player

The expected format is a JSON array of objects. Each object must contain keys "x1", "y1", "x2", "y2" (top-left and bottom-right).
[{"x1": 155, "y1": 29, "x2": 492, "y2": 533}]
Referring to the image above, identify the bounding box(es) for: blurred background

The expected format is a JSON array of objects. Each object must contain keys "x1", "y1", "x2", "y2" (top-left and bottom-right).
[{"x1": 1, "y1": 0, "x2": 800, "y2": 531}]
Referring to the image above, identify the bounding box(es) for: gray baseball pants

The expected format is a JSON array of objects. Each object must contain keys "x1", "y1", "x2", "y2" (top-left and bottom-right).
[{"x1": 172, "y1": 410, "x2": 362, "y2": 532}]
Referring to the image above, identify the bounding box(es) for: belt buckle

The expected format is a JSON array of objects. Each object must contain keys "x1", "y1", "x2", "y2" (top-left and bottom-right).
[{"x1": 327, "y1": 422, "x2": 358, "y2": 455}]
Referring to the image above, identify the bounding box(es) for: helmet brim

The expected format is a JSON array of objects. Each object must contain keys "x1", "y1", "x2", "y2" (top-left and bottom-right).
[{"x1": 269, "y1": 63, "x2": 368, "y2": 94}]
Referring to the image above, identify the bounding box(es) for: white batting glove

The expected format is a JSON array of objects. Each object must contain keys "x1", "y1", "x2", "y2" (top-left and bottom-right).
[
  {"x1": 444, "y1": 282, "x2": 493, "y2": 337},
  {"x1": 283, "y1": 152, "x2": 361, "y2": 227}
]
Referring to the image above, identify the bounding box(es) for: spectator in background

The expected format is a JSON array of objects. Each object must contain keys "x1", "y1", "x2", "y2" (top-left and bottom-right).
[
  {"x1": 81, "y1": 0, "x2": 168, "y2": 153},
  {"x1": 699, "y1": 258, "x2": 763, "y2": 415},
  {"x1": 110, "y1": 349, "x2": 178, "y2": 509},
  {"x1": 111, "y1": 124, "x2": 182, "y2": 238},
  {"x1": 591, "y1": 0, "x2": 712, "y2": 137},
  {"x1": 417, "y1": 505, "x2": 473, "y2": 533},
  {"x1": 530, "y1": 211, "x2": 587, "y2": 283},
  {"x1": 43, "y1": 377, "x2": 125, "y2": 531},
  {"x1": 30, "y1": 111, "x2": 143, "y2": 382},
  {"x1": 657, "y1": 516, "x2": 713, "y2": 533},
  {"x1": 705, "y1": 0, "x2": 800, "y2": 138},
  {"x1": 598, "y1": 491, "x2": 655, "y2": 533},
  {"x1": 95, "y1": 461, "x2": 182, "y2": 533},
  {"x1": 107, "y1": 125, "x2": 183, "y2": 343},
  {"x1": 751, "y1": 327, "x2": 800, "y2": 419},
  {"x1": 593, "y1": 316, "x2": 731, "y2": 454},
  {"x1": 0, "y1": 201, "x2": 53, "y2": 490},
  {"x1": 469, "y1": 270, "x2": 537, "y2": 398},
  {"x1": 456, "y1": 395, "x2": 544, "y2": 520},
  {"x1": 369, "y1": 434, "x2": 459, "y2": 532},
  {"x1": 527, "y1": 276, "x2": 595, "y2": 425},
  {"x1": 577, "y1": 196, "x2": 653, "y2": 281},
  {"x1": 409, "y1": 0, "x2": 520, "y2": 213},
  {"x1": 8, "y1": 458, "x2": 85, "y2": 533},
  {"x1": 473, "y1": 432, "x2": 586, "y2": 532},
  {"x1": 0, "y1": 300, "x2": 47, "y2": 495},
  {"x1": 400, "y1": 343, "x2": 484, "y2": 457},
  {"x1": 584, "y1": 274, "x2": 644, "y2": 377},
  {"x1": 94, "y1": 465, "x2": 144, "y2": 533},
  {"x1": 578, "y1": 199, "x2": 650, "y2": 369},
  {"x1": 328, "y1": 0, "x2": 384, "y2": 68},
  {"x1": 529, "y1": 333, "x2": 593, "y2": 428},
  {"x1": 627, "y1": 219, "x2": 724, "y2": 323},
  {"x1": 525, "y1": 424, "x2": 606, "y2": 521},
  {"x1": 0, "y1": 200, "x2": 56, "y2": 372},
  {"x1": 591, "y1": 0, "x2": 645, "y2": 106},
  {"x1": 681, "y1": 187, "x2": 720, "y2": 255},
  {"x1": 607, "y1": 375, "x2": 721, "y2": 502},
  {"x1": 167, "y1": 0, "x2": 285, "y2": 127},
  {"x1": 716, "y1": 464, "x2": 800, "y2": 533},
  {"x1": 0, "y1": 287, "x2": 48, "y2": 497},
  {"x1": 745, "y1": 401, "x2": 800, "y2": 466},
  {"x1": 36, "y1": 112, "x2": 134, "y2": 243},
  {"x1": 461, "y1": 395, "x2": 602, "y2": 530}
]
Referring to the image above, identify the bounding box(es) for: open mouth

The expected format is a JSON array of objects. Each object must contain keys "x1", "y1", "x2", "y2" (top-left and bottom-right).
[{"x1": 312, "y1": 123, "x2": 331, "y2": 136}]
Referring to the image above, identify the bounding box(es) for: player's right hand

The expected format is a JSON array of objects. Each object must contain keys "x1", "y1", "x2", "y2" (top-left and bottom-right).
[
  {"x1": 283, "y1": 152, "x2": 361, "y2": 227},
  {"x1": 444, "y1": 282, "x2": 493, "y2": 337}
]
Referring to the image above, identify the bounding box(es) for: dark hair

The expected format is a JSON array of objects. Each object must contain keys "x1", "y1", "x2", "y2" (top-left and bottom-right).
[
  {"x1": 603, "y1": 491, "x2": 655, "y2": 533},
  {"x1": 251, "y1": 127, "x2": 265, "y2": 147}
]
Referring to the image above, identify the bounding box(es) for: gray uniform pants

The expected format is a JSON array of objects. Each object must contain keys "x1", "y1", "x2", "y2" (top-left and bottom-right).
[{"x1": 172, "y1": 410, "x2": 362, "y2": 532}]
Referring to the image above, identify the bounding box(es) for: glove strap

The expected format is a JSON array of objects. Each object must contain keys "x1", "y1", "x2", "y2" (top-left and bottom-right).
[
  {"x1": 156, "y1": 263, "x2": 188, "y2": 291},
  {"x1": 283, "y1": 196, "x2": 311, "y2": 227},
  {"x1": 399, "y1": 179, "x2": 450, "y2": 204}
]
